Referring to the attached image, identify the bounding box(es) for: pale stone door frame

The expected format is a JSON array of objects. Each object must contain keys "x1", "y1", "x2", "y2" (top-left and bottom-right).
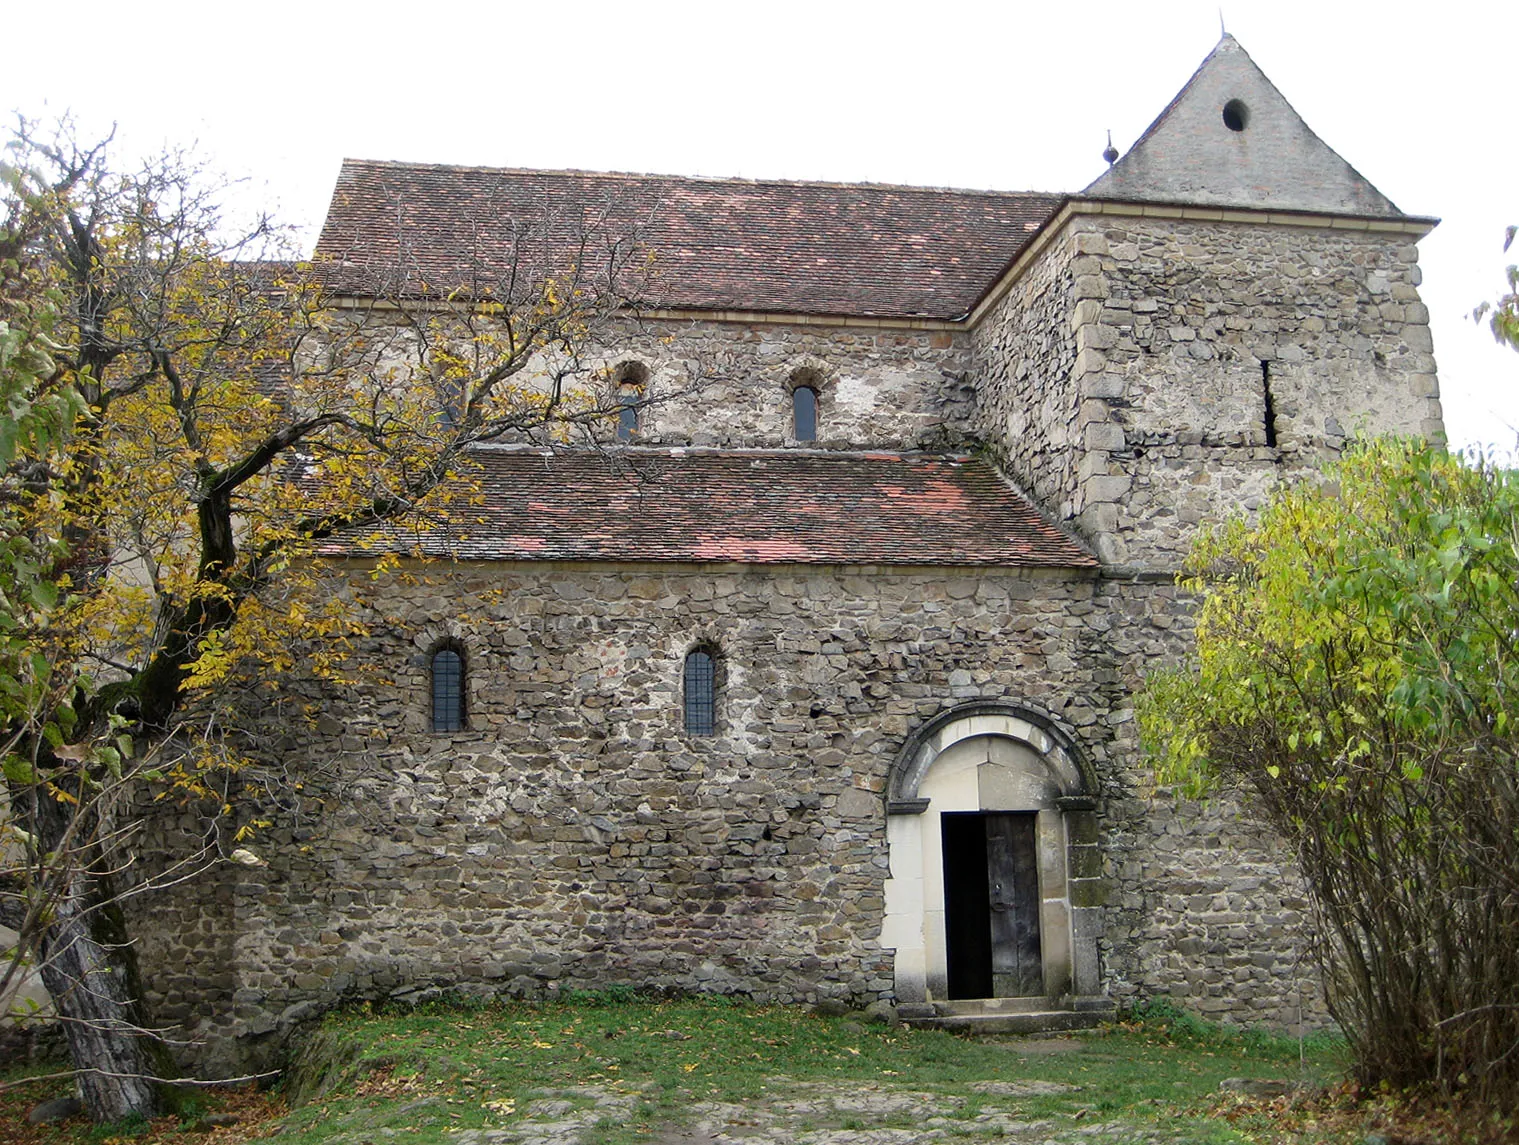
[{"x1": 880, "y1": 701, "x2": 1104, "y2": 1005}]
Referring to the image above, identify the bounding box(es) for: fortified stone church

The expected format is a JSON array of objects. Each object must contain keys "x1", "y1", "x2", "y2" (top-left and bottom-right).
[{"x1": 131, "y1": 36, "x2": 1443, "y2": 1069}]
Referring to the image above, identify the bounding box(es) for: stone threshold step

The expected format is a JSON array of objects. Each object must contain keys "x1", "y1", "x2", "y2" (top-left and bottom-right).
[
  {"x1": 899, "y1": 1000, "x2": 1114, "y2": 1036},
  {"x1": 904, "y1": 1010, "x2": 1109, "y2": 1035},
  {"x1": 934, "y1": 997, "x2": 1063, "y2": 1015}
]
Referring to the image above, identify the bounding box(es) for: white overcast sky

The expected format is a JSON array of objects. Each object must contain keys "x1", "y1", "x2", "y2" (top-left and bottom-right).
[{"x1": 5, "y1": 1, "x2": 1515, "y2": 451}]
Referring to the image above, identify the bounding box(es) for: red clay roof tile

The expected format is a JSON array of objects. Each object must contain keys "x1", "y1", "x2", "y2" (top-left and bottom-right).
[
  {"x1": 313, "y1": 162, "x2": 1065, "y2": 321},
  {"x1": 325, "y1": 448, "x2": 1096, "y2": 569}
]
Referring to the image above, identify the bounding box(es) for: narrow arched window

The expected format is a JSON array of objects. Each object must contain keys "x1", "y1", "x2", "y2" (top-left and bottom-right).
[
  {"x1": 439, "y1": 373, "x2": 465, "y2": 428},
  {"x1": 683, "y1": 649, "x2": 717, "y2": 737},
  {"x1": 792, "y1": 385, "x2": 818, "y2": 442},
  {"x1": 613, "y1": 362, "x2": 648, "y2": 443},
  {"x1": 431, "y1": 645, "x2": 465, "y2": 732},
  {"x1": 616, "y1": 387, "x2": 640, "y2": 442}
]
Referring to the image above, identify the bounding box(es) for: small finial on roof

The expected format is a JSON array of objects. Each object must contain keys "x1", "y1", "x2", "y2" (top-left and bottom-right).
[
  {"x1": 1103, "y1": 130, "x2": 1119, "y2": 166},
  {"x1": 1219, "y1": 8, "x2": 1228, "y2": 37}
]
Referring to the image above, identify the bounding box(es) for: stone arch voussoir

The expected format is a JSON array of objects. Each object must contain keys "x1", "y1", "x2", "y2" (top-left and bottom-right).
[{"x1": 887, "y1": 699, "x2": 1096, "y2": 814}]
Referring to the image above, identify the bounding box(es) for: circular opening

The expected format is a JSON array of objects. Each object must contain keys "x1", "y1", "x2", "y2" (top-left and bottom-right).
[{"x1": 1222, "y1": 99, "x2": 1249, "y2": 132}]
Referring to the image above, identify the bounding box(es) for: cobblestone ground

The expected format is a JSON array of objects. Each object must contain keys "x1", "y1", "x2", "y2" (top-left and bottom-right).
[{"x1": 441, "y1": 1077, "x2": 1214, "y2": 1145}]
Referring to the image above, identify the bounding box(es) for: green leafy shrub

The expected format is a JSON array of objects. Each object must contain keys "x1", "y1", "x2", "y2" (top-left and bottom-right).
[{"x1": 1140, "y1": 438, "x2": 1519, "y2": 1112}]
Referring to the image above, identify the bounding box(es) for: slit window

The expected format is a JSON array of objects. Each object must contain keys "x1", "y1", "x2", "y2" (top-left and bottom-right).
[
  {"x1": 1262, "y1": 360, "x2": 1278, "y2": 448},
  {"x1": 683, "y1": 649, "x2": 716, "y2": 737},
  {"x1": 792, "y1": 385, "x2": 818, "y2": 442},
  {"x1": 431, "y1": 646, "x2": 465, "y2": 732}
]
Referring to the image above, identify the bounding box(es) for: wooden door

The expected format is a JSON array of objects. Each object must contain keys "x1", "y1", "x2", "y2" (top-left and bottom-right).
[
  {"x1": 986, "y1": 813, "x2": 1043, "y2": 997},
  {"x1": 942, "y1": 812, "x2": 1042, "y2": 999}
]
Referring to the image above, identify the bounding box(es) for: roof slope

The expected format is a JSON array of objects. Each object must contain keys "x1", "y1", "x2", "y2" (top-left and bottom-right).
[
  {"x1": 326, "y1": 448, "x2": 1096, "y2": 569},
  {"x1": 313, "y1": 162, "x2": 1064, "y2": 320},
  {"x1": 1085, "y1": 35, "x2": 1403, "y2": 217}
]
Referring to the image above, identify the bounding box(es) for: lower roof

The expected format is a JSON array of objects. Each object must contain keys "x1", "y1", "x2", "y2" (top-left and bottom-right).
[{"x1": 325, "y1": 447, "x2": 1096, "y2": 569}]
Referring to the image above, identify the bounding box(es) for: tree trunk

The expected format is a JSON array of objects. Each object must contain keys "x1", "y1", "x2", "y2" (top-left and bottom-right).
[
  {"x1": 29, "y1": 779, "x2": 175, "y2": 1122},
  {"x1": 36, "y1": 898, "x2": 164, "y2": 1119}
]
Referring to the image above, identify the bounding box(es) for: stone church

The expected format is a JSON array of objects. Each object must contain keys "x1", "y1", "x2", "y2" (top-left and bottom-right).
[{"x1": 131, "y1": 36, "x2": 1442, "y2": 1068}]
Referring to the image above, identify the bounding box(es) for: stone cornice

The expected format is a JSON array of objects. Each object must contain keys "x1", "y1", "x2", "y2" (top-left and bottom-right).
[
  {"x1": 321, "y1": 293, "x2": 962, "y2": 333},
  {"x1": 623, "y1": 308, "x2": 962, "y2": 331}
]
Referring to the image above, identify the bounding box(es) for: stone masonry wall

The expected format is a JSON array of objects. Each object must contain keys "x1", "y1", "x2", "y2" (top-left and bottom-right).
[
  {"x1": 1058, "y1": 215, "x2": 1442, "y2": 568},
  {"x1": 128, "y1": 561, "x2": 1326, "y2": 1072},
  {"x1": 1110, "y1": 789, "x2": 1321, "y2": 1026},
  {"x1": 529, "y1": 317, "x2": 977, "y2": 450},
  {"x1": 1087, "y1": 576, "x2": 1323, "y2": 1027},
  {"x1": 970, "y1": 227, "x2": 1084, "y2": 523},
  {"x1": 971, "y1": 212, "x2": 1442, "y2": 568}
]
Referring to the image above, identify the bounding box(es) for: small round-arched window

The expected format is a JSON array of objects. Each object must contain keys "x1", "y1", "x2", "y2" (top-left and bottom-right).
[
  {"x1": 616, "y1": 388, "x2": 640, "y2": 441},
  {"x1": 792, "y1": 385, "x2": 818, "y2": 442},
  {"x1": 1222, "y1": 99, "x2": 1249, "y2": 132},
  {"x1": 614, "y1": 362, "x2": 648, "y2": 443},
  {"x1": 683, "y1": 648, "x2": 717, "y2": 737},
  {"x1": 431, "y1": 645, "x2": 466, "y2": 732}
]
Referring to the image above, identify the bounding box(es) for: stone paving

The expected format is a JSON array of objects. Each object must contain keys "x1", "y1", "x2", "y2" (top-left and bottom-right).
[{"x1": 436, "y1": 1076, "x2": 1214, "y2": 1145}]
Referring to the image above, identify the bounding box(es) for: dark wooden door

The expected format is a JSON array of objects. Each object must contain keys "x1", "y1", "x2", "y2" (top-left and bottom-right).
[
  {"x1": 942, "y1": 812, "x2": 1042, "y2": 999},
  {"x1": 986, "y1": 813, "x2": 1043, "y2": 997}
]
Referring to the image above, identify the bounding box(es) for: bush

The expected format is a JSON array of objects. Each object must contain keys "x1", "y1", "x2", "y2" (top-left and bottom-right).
[{"x1": 1140, "y1": 438, "x2": 1519, "y2": 1112}]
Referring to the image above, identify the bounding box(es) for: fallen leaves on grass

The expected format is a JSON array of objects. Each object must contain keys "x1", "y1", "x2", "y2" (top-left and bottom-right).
[
  {"x1": 0, "y1": 1081, "x2": 284, "y2": 1145},
  {"x1": 353, "y1": 1066, "x2": 426, "y2": 1099},
  {"x1": 1208, "y1": 1079, "x2": 1517, "y2": 1144}
]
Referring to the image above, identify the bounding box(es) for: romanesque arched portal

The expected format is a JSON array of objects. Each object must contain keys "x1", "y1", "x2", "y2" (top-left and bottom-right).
[{"x1": 879, "y1": 701, "x2": 1104, "y2": 1006}]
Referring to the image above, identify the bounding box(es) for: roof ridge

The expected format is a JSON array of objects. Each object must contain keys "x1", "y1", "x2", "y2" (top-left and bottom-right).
[{"x1": 336, "y1": 158, "x2": 1064, "y2": 201}]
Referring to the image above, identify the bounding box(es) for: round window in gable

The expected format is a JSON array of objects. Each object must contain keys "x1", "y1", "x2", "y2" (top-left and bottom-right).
[{"x1": 1222, "y1": 99, "x2": 1250, "y2": 132}]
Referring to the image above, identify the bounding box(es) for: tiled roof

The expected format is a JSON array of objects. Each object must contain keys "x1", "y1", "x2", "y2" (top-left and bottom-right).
[
  {"x1": 313, "y1": 161, "x2": 1065, "y2": 321},
  {"x1": 325, "y1": 448, "x2": 1096, "y2": 569}
]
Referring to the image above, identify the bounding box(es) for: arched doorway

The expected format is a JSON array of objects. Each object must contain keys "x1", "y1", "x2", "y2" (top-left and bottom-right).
[{"x1": 879, "y1": 701, "x2": 1104, "y2": 1006}]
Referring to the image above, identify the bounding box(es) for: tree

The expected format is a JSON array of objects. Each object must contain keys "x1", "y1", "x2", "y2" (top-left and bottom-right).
[
  {"x1": 1139, "y1": 437, "x2": 1519, "y2": 1115},
  {"x1": 0, "y1": 118, "x2": 655, "y2": 1120},
  {"x1": 1472, "y1": 224, "x2": 1518, "y2": 353}
]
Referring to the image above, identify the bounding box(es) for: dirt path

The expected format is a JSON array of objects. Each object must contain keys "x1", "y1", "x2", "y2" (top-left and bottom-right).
[{"x1": 448, "y1": 1076, "x2": 1202, "y2": 1145}]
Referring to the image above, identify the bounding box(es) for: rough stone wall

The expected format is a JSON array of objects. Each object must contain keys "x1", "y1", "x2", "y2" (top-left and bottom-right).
[
  {"x1": 969, "y1": 228, "x2": 1084, "y2": 521},
  {"x1": 537, "y1": 317, "x2": 975, "y2": 450},
  {"x1": 971, "y1": 213, "x2": 1442, "y2": 568},
  {"x1": 128, "y1": 561, "x2": 1326, "y2": 1070},
  {"x1": 1087, "y1": 576, "x2": 1324, "y2": 1028},
  {"x1": 122, "y1": 806, "x2": 240, "y2": 1052},
  {"x1": 1108, "y1": 789, "x2": 1322, "y2": 1025},
  {"x1": 1055, "y1": 215, "x2": 1442, "y2": 567}
]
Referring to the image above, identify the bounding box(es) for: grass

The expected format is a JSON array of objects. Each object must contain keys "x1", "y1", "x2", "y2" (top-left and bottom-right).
[
  {"x1": 271, "y1": 993, "x2": 1350, "y2": 1144},
  {"x1": 1, "y1": 995, "x2": 1381, "y2": 1144}
]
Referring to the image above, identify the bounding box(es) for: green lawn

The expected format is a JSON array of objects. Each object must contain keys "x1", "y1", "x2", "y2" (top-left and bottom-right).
[
  {"x1": 261, "y1": 994, "x2": 1353, "y2": 1144},
  {"x1": 3, "y1": 995, "x2": 1387, "y2": 1143}
]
